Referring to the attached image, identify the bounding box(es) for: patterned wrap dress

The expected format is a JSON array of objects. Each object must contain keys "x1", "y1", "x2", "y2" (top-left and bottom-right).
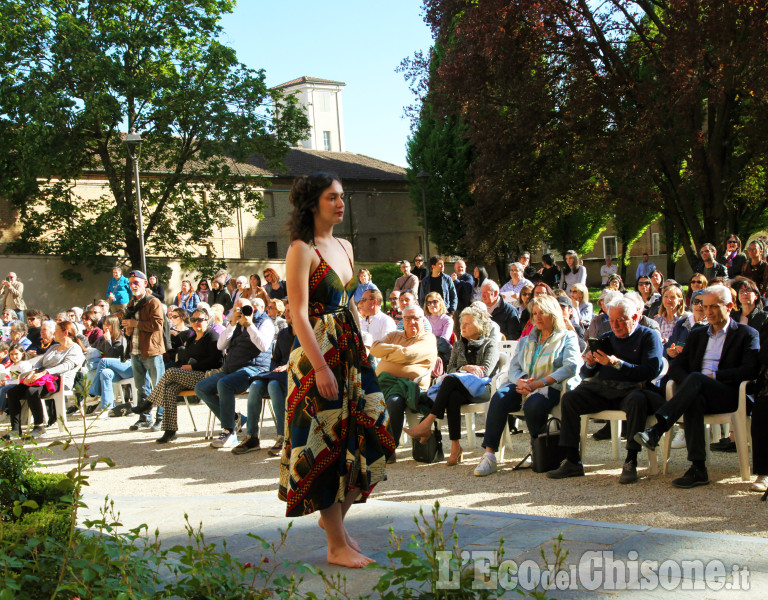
[{"x1": 278, "y1": 248, "x2": 395, "y2": 517}]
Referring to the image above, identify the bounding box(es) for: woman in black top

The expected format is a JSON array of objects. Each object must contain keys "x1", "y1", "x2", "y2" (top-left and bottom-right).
[
  {"x1": 538, "y1": 254, "x2": 561, "y2": 289},
  {"x1": 209, "y1": 278, "x2": 233, "y2": 313},
  {"x1": 148, "y1": 274, "x2": 166, "y2": 302},
  {"x1": 141, "y1": 307, "x2": 223, "y2": 443}
]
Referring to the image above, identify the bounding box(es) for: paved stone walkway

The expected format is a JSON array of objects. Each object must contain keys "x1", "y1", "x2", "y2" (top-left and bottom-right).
[{"x1": 81, "y1": 492, "x2": 767, "y2": 598}]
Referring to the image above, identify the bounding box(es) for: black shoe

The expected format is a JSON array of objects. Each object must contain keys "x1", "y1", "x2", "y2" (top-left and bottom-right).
[
  {"x1": 231, "y1": 435, "x2": 260, "y2": 455},
  {"x1": 712, "y1": 441, "x2": 737, "y2": 453},
  {"x1": 110, "y1": 402, "x2": 133, "y2": 417},
  {"x1": 709, "y1": 436, "x2": 731, "y2": 449},
  {"x1": 672, "y1": 465, "x2": 709, "y2": 488},
  {"x1": 156, "y1": 430, "x2": 178, "y2": 444},
  {"x1": 592, "y1": 422, "x2": 612, "y2": 441},
  {"x1": 66, "y1": 405, "x2": 80, "y2": 415},
  {"x1": 546, "y1": 459, "x2": 585, "y2": 479},
  {"x1": 619, "y1": 460, "x2": 638, "y2": 484},
  {"x1": 132, "y1": 400, "x2": 154, "y2": 415},
  {"x1": 129, "y1": 416, "x2": 151, "y2": 431},
  {"x1": 634, "y1": 428, "x2": 662, "y2": 451}
]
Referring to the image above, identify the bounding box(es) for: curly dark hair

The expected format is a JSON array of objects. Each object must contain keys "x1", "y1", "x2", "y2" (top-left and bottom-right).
[{"x1": 287, "y1": 172, "x2": 342, "y2": 243}]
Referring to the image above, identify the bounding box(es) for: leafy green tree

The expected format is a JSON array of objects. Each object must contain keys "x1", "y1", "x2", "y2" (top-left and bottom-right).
[{"x1": 0, "y1": 0, "x2": 308, "y2": 279}]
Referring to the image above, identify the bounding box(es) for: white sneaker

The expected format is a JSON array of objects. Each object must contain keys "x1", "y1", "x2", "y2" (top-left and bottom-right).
[
  {"x1": 670, "y1": 427, "x2": 686, "y2": 449},
  {"x1": 210, "y1": 431, "x2": 238, "y2": 449},
  {"x1": 473, "y1": 453, "x2": 498, "y2": 477},
  {"x1": 751, "y1": 475, "x2": 768, "y2": 492}
]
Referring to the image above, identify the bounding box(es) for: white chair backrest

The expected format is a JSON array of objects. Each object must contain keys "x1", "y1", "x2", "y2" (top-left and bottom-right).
[{"x1": 498, "y1": 339, "x2": 517, "y2": 356}]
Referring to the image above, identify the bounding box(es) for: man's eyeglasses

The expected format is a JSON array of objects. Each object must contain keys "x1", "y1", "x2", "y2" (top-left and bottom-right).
[
  {"x1": 389, "y1": 297, "x2": 398, "y2": 301},
  {"x1": 692, "y1": 299, "x2": 703, "y2": 306},
  {"x1": 403, "y1": 316, "x2": 421, "y2": 322}
]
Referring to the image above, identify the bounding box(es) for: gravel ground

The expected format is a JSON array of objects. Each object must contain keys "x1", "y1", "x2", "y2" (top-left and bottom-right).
[{"x1": 21, "y1": 401, "x2": 767, "y2": 538}]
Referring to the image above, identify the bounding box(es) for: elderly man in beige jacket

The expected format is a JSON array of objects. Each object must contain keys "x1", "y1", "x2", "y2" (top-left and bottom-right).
[
  {"x1": 1, "y1": 272, "x2": 26, "y2": 321},
  {"x1": 370, "y1": 305, "x2": 437, "y2": 457}
]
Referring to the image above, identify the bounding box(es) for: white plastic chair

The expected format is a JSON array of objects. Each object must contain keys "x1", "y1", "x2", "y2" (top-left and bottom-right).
[{"x1": 662, "y1": 379, "x2": 751, "y2": 481}]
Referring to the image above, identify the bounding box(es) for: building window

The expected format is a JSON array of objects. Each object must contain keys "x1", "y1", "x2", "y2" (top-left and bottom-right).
[
  {"x1": 603, "y1": 236, "x2": 617, "y2": 259},
  {"x1": 322, "y1": 131, "x2": 331, "y2": 151},
  {"x1": 263, "y1": 192, "x2": 275, "y2": 217},
  {"x1": 318, "y1": 92, "x2": 331, "y2": 112},
  {"x1": 267, "y1": 241, "x2": 278, "y2": 259},
  {"x1": 652, "y1": 233, "x2": 661, "y2": 256}
]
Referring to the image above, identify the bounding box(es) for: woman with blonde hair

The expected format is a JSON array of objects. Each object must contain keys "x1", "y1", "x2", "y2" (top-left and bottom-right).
[
  {"x1": 474, "y1": 295, "x2": 582, "y2": 476},
  {"x1": 208, "y1": 303, "x2": 226, "y2": 333},
  {"x1": 569, "y1": 282, "x2": 593, "y2": 329},
  {"x1": 405, "y1": 304, "x2": 500, "y2": 466},
  {"x1": 173, "y1": 280, "x2": 200, "y2": 313},
  {"x1": 263, "y1": 267, "x2": 287, "y2": 300},
  {"x1": 653, "y1": 285, "x2": 688, "y2": 344},
  {"x1": 423, "y1": 291, "x2": 453, "y2": 342},
  {"x1": 352, "y1": 268, "x2": 378, "y2": 303}
]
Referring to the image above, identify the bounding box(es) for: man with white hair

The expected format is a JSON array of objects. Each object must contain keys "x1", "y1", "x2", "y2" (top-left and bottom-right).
[
  {"x1": 481, "y1": 279, "x2": 522, "y2": 340},
  {"x1": 547, "y1": 296, "x2": 664, "y2": 484},
  {"x1": 370, "y1": 305, "x2": 437, "y2": 460},
  {"x1": 500, "y1": 262, "x2": 532, "y2": 302},
  {"x1": 635, "y1": 286, "x2": 760, "y2": 489}
]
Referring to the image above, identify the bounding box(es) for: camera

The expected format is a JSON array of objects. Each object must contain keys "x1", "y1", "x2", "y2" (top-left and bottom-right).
[{"x1": 240, "y1": 304, "x2": 254, "y2": 317}]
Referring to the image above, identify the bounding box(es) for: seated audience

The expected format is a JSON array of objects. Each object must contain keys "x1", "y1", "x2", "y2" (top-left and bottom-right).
[
  {"x1": 636, "y1": 276, "x2": 661, "y2": 318},
  {"x1": 547, "y1": 296, "x2": 663, "y2": 484},
  {"x1": 569, "y1": 283, "x2": 593, "y2": 330},
  {"x1": 266, "y1": 299, "x2": 288, "y2": 334},
  {"x1": 209, "y1": 278, "x2": 233, "y2": 313},
  {"x1": 88, "y1": 315, "x2": 131, "y2": 415},
  {"x1": 500, "y1": 262, "x2": 533, "y2": 304},
  {"x1": 600, "y1": 256, "x2": 618, "y2": 288},
  {"x1": 586, "y1": 289, "x2": 624, "y2": 340},
  {"x1": 721, "y1": 234, "x2": 747, "y2": 278},
  {"x1": 148, "y1": 274, "x2": 166, "y2": 302},
  {"x1": 263, "y1": 268, "x2": 287, "y2": 300},
  {"x1": 411, "y1": 254, "x2": 428, "y2": 280},
  {"x1": 732, "y1": 277, "x2": 768, "y2": 336},
  {"x1": 404, "y1": 305, "x2": 500, "y2": 466},
  {"x1": 173, "y1": 280, "x2": 200, "y2": 313},
  {"x1": 235, "y1": 302, "x2": 294, "y2": 455},
  {"x1": 194, "y1": 298, "x2": 274, "y2": 449},
  {"x1": 81, "y1": 310, "x2": 103, "y2": 347},
  {"x1": 359, "y1": 289, "x2": 396, "y2": 344},
  {"x1": 0, "y1": 343, "x2": 34, "y2": 414},
  {"x1": 135, "y1": 307, "x2": 223, "y2": 443},
  {"x1": 606, "y1": 273, "x2": 625, "y2": 293},
  {"x1": 196, "y1": 279, "x2": 210, "y2": 304},
  {"x1": 481, "y1": 279, "x2": 522, "y2": 341},
  {"x1": 684, "y1": 273, "x2": 708, "y2": 308},
  {"x1": 742, "y1": 240, "x2": 768, "y2": 295},
  {"x1": 27, "y1": 320, "x2": 56, "y2": 357},
  {"x1": 352, "y1": 268, "x2": 378, "y2": 304},
  {"x1": 2, "y1": 309, "x2": 17, "y2": 327},
  {"x1": 3, "y1": 321, "x2": 86, "y2": 439},
  {"x1": 387, "y1": 290, "x2": 401, "y2": 323},
  {"x1": 635, "y1": 286, "x2": 760, "y2": 488},
  {"x1": 665, "y1": 289, "x2": 708, "y2": 359},
  {"x1": 649, "y1": 269, "x2": 664, "y2": 295},
  {"x1": 25, "y1": 309, "x2": 43, "y2": 347},
  {"x1": 8, "y1": 320, "x2": 32, "y2": 351},
  {"x1": 424, "y1": 292, "x2": 453, "y2": 343},
  {"x1": 472, "y1": 266, "x2": 488, "y2": 301},
  {"x1": 653, "y1": 284, "x2": 688, "y2": 344},
  {"x1": 538, "y1": 254, "x2": 561, "y2": 289},
  {"x1": 168, "y1": 307, "x2": 194, "y2": 365},
  {"x1": 209, "y1": 304, "x2": 226, "y2": 334},
  {"x1": 474, "y1": 296, "x2": 583, "y2": 477},
  {"x1": 518, "y1": 251, "x2": 538, "y2": 282},
  {"x1": 695, "y1": 243, "x2": 728, "y2": 280}
]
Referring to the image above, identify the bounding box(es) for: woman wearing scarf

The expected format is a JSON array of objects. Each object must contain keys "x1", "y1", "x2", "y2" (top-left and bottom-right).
[{"x1": 473, "y1": 295, "x2": 582, "y2": 477}]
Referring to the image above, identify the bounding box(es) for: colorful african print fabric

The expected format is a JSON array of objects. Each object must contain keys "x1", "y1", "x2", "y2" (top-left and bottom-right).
[{"x1": 278, "y1": 246, "x2": 395, "y2": 517}]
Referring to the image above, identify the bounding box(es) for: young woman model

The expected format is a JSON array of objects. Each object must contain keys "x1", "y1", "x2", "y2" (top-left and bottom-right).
[{"x1": 279, "y1": 172, "x2": 394, "y2": 568}]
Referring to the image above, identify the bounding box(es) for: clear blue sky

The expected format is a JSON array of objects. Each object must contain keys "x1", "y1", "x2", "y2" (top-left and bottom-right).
[{"x1": 219, "y1": 1, "x2": 434, "y2": 167}]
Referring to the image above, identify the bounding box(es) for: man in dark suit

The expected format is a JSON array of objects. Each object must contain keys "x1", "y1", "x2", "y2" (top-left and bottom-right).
[
  {"x1": 635, "y1": 285, "x2": 760, "y2": 488},
  {"x1": 451, "y1": 260, "x2": 474, "y2": 332},
  {"x1": 480, "y1": 279, "x2": 522, "y2": 340}
]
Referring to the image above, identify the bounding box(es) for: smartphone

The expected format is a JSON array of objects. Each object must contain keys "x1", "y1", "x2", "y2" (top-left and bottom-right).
[{"x1": 587, "y1": 337, "x2": 611, "y2": 355}]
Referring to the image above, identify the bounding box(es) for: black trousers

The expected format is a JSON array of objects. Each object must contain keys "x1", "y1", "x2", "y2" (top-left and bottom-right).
[
  {"x1": 386, "y1": 395, "x2": 407, "y2": 448},
  {"x1": 429, "y1": 374, "x2": 491, "y2": 441},
  {"x1": 5, "y1": 381, "x2": 60, "y2": 427},
  {"x1": 656, "y1": 372, "x2": 738, "y2": 463},
  {"x1": 559, "y1": 382, "x2": 664, "y2": 453}
]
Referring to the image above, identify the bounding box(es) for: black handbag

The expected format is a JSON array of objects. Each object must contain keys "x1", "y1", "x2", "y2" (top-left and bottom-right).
[
  {"x1": 412, "y1": 419, "x2": 444, "y2": 463},
  {"x1": 531, "y1": 417, "x2": 566, "y2": 473}
]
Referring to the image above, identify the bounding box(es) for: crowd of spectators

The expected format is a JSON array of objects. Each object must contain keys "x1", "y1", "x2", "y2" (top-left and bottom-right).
[{"x1": 2, "y1": 234, "x2": 767, "y2": 497}]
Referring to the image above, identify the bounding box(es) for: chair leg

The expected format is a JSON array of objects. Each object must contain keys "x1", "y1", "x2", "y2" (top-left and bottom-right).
[
  {"x1": 500, "y1": 421, "x2": 513, "y2": 462},
  {"x1": 662, "y1": 429, "x2": 673, "y2": 475},
  {"x1": 609, "y1": 420, "x2": 620, "y2": 461},
  {"x1": 465, "y1": 412, "x2": 475, "y2": 450},
  {"x1": 54, "y1": 391, "x2": 67, "y2": 432},
  {"x1": 205, "y1": 409, "x2": 216, "y2": 440},
  {"x1": 579, "y1": 415, "x2": 589, "y2": 462},
  {"x1": 731, "y1": 415, "x2": 752, "y2": 482},
  {"x1": 183, "y1": 397, "x2": 197, "y2": 432}
]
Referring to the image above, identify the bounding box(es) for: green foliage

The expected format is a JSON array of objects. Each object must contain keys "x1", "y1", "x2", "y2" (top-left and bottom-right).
[
  {"x1": 0, "y1": 0, "x2": 309, "y2": 276},
  {"x1": 547, "y1": 209, "x2": 610, "y2": 258},
  {"x1": 369, "y1": 263, "x2": 404, "y2": 295},
  {"x1": 2, "y1": 502, "x2": 71, "y2": 546}
]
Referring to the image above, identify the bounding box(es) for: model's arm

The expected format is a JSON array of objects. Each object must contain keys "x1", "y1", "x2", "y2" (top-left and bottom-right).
[{"x1": 286, "y1": 240, "x2": 338, "y2": 401}]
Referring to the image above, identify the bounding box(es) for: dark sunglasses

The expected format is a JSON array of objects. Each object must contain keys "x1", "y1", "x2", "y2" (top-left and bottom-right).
[
  {"x1": 727, "y1": 240, "x2": 738, "y2": 244},
  {"x1": 190, "y1": 317, "x2": 208, "y2": 323},
  {"x1": 637, "y1": 281, "x2": 651, "y2": 286},
  {"x1": 692, "y1": 299, "x2": 703, "y2": 306}
]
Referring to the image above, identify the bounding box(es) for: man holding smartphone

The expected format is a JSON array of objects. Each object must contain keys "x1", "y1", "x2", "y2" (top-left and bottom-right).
[
  {"x1": 194, "y1": 297, "x2": 274, "y2": 449},
  {"x1": 1, "y1": 273, "x2": 26, "y2": 322},
  {"x1": 547, "y1": 296, "x2": 664, "y2": 484}
]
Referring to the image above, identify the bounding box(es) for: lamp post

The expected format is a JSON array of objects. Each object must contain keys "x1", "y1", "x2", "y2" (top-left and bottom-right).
[
  {"x1": 416, "y1": 170, "x2": 430, "y2": 256},
  {"x1": 124, "y1": 129, "x2": 147, "y2": 274}
]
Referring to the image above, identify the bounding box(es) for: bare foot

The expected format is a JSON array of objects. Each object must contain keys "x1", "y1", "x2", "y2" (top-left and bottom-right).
[
  {"x1": 403, "y1": 426, "x2": 430, "y2": 444},
  {"x1": 327, "y1": 544, "x2": 375, "y2": 568},
  {"x1": 318, "y1": 516, "x2": 360, "y2": 552}
]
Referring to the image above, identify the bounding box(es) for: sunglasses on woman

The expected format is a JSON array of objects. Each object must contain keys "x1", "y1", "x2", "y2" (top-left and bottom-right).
[{"x1": 190, "y1": 317, "x2": 208, "y2": 323}]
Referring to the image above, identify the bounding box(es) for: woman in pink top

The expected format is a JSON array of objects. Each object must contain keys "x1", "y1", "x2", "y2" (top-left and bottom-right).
[{"x1": 424, "y1": 292, "x2": 453, "y2": 342}]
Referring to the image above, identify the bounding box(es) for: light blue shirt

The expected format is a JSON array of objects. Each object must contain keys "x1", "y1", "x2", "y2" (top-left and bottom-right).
[{"x1": 701, "y1": 318, "x2": 731, "y2": 376}]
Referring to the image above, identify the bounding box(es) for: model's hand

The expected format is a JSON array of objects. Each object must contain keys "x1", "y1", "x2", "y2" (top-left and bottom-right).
[{"x1": 315, "y1": 365, "x2": 338, "y2": 401}]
